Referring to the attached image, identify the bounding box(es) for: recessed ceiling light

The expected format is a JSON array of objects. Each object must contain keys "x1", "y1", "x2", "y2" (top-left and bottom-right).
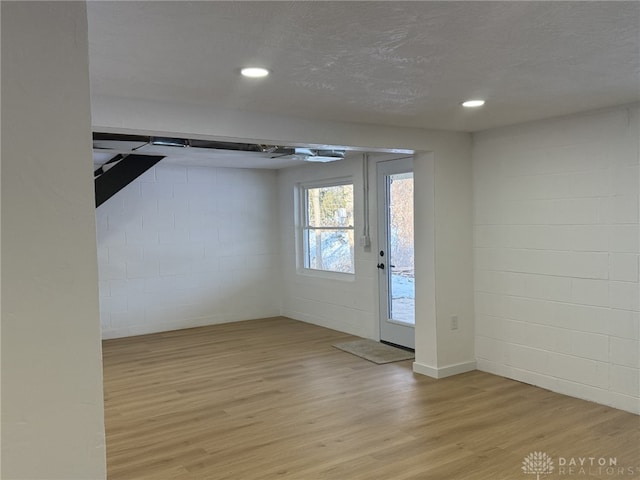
[
  {"x1": 240, "y1": 67, "x2": 270, "y2": 78},
  {"x1": 462, "y1": 99, "x2": 485, "y2": 108}
]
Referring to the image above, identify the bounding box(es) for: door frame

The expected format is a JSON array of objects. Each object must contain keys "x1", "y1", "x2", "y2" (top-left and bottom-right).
[{"x1": 376, "y1": 156, "x2": 415, "y2": 350}]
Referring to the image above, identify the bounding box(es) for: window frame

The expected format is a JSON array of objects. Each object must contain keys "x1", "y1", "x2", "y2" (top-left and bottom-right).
[{"x1": 298, "y1": 177, "x2": 356, "y2": 278}]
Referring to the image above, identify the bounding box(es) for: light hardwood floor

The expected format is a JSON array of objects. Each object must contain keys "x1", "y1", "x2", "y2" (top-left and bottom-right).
[{"x1": 102, "y1": 317, "x2": 639, "y2": 480}]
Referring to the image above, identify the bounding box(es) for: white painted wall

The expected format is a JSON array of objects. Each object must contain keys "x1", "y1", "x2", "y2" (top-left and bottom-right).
[
  {"x1": 1, "y1": 2, "x2": 107, "y2": 478},
  {"x1": 278, "y1": 154, "x2": 380, "y2": 338},
  {"x1": 473, "y1": 105, "x2": 640, "y2": 414},
  {"x1": 277, "y1": 145, "x2": 476, "y2": 381},
  {"x1": 97, "y1": 164, "x2": 280, "y2": 338},
  {"x1": 91, "y1": 95, "x2": 475, "y2": 379}
]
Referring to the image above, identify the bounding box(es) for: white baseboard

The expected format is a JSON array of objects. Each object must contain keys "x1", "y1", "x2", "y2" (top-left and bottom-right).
[
  {"x1": 413, "y1": 360, "x2": 476, "y2": 379},
  {"x1": 101, "y1": 315, "x2": 273, "y2": 340},
  {"x1": 101, "y1": 318, "x2": 215, "y2": 340},
  {"x1": 476, "y1": 360, "x2": 640, "y2": 415},
  {"x1": 281, "y1": 309, "x2": 370, "y2": 338}
]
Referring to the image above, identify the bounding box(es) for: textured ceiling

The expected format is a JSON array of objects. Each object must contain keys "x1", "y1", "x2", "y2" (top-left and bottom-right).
[{"x1": 87, "y1": 1, "x2": 639, "y2": 133}]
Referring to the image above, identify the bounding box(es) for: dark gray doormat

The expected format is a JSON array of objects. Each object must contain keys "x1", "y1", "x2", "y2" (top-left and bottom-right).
[{"x1": 332, "y1": 339, "x2": 415, "y2": 364}]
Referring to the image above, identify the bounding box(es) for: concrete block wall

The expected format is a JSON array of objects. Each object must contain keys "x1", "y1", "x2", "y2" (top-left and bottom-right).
[
  {"x1": 473, "y1": 105, "x2": 639, "y2": 413},
  {"x1": 97, "y1": 164, "x2": 281, "y2": 338},
  {"x1": 276, "y1": 154, "x2": 379, "y2": 339},
  {"x1": 95, "y1": 105, "x2": 638, "y2": 415}
]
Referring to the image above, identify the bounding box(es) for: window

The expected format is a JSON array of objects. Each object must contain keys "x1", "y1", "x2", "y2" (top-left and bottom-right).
[{"x1": 301, "y1": 180, "x2": 355, "y2": 274}]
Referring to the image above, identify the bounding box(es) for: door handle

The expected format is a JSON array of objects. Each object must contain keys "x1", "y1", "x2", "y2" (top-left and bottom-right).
[{"x1": 377, "y1": 263, "x2": 385, "y2": 270}]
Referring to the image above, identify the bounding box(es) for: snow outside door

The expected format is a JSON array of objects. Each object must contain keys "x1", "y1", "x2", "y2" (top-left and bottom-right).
[{"x1": 377, "y1": 157, "x2": 415, "y2": 350}]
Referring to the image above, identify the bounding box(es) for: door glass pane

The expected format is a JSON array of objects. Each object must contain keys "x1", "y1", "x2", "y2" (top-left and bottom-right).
[{"x1": 388, "y1": 172, "x2": 414, "y2": 324}]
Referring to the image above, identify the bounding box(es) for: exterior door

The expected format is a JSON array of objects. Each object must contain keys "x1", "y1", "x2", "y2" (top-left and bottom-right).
[{"x1": 377, "y1": 157, "x2": 415, "y2": 349}]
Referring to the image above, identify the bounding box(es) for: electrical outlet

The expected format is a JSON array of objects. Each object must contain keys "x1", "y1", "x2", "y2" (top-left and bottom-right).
[{"x1": 450, "y1": 315, "x2": 459, "y2": 330}]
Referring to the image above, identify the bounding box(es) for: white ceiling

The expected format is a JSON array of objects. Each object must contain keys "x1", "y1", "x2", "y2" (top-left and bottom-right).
[
  {"x1": 87, "y1": 1, "x2": 639, "y2": 134},
  {"x1": 87, "y1": 2, "x2": 639, "y2": 169}
]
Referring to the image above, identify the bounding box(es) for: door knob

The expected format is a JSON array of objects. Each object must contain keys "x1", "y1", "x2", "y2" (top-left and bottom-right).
[{"x1": 377, "y1": 263, "x2": 385, "y2": 270}]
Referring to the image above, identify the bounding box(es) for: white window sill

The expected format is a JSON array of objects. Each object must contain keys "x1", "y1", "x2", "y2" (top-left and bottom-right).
[{"x1": 296, "y1": 268, "x2": 356, "y2": 282}]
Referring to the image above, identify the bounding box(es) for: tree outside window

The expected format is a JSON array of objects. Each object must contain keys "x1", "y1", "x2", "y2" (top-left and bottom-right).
[{"x1": 303, "y1": 182, "x2": 354, "y2": 274}]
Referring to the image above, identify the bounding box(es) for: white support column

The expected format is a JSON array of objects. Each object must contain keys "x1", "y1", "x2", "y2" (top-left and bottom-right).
[
  {"x1": 1, "y1": 2, "x2": 107, "y2": 478},
  {"x1": 413, "y1": 140, "x2": 476, "y2": 378}
]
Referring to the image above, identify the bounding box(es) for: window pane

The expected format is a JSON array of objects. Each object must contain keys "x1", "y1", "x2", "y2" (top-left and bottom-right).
[
  {"x1": 306, "y1": 229, "x2": 354, "y2": 273},
  {"x1": 307, "y1": 184, "x2": 354, "y2": 228}
]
